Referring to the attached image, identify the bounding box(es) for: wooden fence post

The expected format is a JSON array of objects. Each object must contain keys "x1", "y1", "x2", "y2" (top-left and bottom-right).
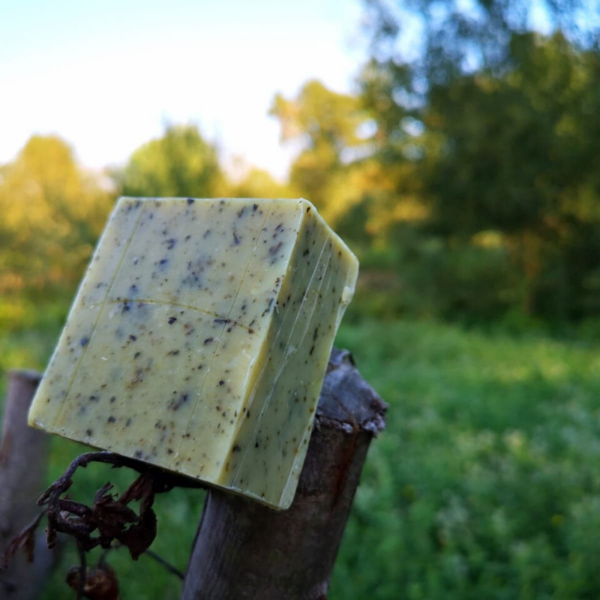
[
  {"x1": 180, "y1": 348, "x2": 386, "y2": 600},
  {"x1": 0, "y1": 370, "x2": 55, "y2": 599}
]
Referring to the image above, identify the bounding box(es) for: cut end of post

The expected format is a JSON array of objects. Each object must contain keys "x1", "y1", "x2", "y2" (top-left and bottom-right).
[{"x1": 8, "y1": 370, "x2": 42, "y2": 386}]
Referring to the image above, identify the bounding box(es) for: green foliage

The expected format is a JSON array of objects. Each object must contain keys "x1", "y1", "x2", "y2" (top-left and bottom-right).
[
  {"x1": 270, "y1": 80, "x2": 371, "y2": 220},
  {"x1": 0, "y1": 135, "x2": 112, "y2": 296},
  {"x1": 230, "y1": 166, "x2": 292, "y2": 199},
  {"x1": 349, "y1": 0, "x2": 600, "y2": 323},
  {"x1": 116, "y1": 124, "x2": 227, "y2": 198},
  {"x1": 332, "y1": 319, "x2": 600, "y2": 599},
  {"x1": 422, "y1": 33, "x2": 600, "y2": 319}
]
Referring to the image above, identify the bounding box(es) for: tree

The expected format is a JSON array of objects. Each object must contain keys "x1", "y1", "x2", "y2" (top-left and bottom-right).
[
  {"x1": 423, "y1": 33, "x2": 600, "y2": 316},
  {"x1": 116, "y1": 124, "x2": 227, "y2": 198},
  {"x1": 229, "y1": 165, "x2": 292, "y2": 199},
  {"x1": 270, "y1": 80, "x2": 370, "y2": 221},
  {"x1": 359, "y1": 0, "x2": 600, "y2": 320},
  {"x1": 0, "y1": 135, "x2": 112, "y2": 295}
]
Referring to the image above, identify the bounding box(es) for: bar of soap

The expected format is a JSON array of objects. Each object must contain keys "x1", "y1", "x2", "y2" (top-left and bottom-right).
[{"x1": 29, "y1": 197, "x2": 358, "y2": 509}]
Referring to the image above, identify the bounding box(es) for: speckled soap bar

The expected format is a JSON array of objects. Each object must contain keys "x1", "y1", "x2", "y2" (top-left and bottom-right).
[{"x1": 28, "y1": 197, "x2": 358, "y2": 509}]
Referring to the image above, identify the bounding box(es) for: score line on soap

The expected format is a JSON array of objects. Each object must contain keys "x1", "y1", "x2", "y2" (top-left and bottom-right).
[{"x1": 28, "y1": 197, "x2": 358, "y2": 510}]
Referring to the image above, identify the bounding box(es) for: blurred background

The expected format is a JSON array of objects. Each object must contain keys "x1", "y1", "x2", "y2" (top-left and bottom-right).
[{"x1": 2, "y1": 0, "x2": 600, "y2": 597}]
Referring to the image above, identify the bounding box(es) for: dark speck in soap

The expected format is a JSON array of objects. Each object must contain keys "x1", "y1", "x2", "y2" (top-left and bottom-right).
[
  {"x1": 269, "y1": 241, "x2": 283, "y2": 256},
  {"x1": 168, "y1": 317, "x2": 177, "y2": 324},
  {"x1": 187, "y1": 198, "x2": 195, "y2": 205},
  {"x1": 80, "y1": 337, "x2": 89, "y2": 347},
  {"x1": 169, "y1": 393, "x2": 189, "y2": 411}
]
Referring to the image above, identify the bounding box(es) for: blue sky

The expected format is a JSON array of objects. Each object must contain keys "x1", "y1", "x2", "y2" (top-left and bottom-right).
[{"x1": 0, "y1": 0, "x2": 365, "y2": 178}]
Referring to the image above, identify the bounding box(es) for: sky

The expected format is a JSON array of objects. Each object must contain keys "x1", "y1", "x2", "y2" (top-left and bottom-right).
[{"x1": 0, "y1": 0, "x2": 366, "y2": 180}]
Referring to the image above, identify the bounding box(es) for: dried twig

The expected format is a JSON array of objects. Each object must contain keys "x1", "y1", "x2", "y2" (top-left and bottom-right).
[
  {"x1": 37, "y1": 451, "x2": 203, "y2": 558},
  {"x1": 3, "y1": 450, "x2": 202, "y2": 597},
  {"x1": 0, "y1": 511, "x2": 45, "y2": 571}
]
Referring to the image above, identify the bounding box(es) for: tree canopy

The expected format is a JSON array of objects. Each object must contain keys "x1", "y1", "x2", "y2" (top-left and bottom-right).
[
  {"x1": 0, "y1": 135, "x2": 111, "y2": 295},
  {"x1": 116, "y1": 124, "x2": 227, "y2": 198},
  {"x1": 270, "y1": 80, "x2": 372, "y2": 221},
  {"x1": 350, "y1": 0, "x2": 600, "y2": 320}
]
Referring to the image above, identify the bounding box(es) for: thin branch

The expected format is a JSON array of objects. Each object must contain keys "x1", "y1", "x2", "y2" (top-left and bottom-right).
[
  {"x1": 143, "y1": 549, "x2": 185, "y2": 581},
  {"x1": 37, "y1": 451, "x2": 204, "y2": 508},
  {"x1": 97, "y1": 542, "x2": 184, "y2": 581}
]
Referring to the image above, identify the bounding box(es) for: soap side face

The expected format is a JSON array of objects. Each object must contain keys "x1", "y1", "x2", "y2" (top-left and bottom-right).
[
  {"x1": 220, "y1": 200, "x2": 359, "y2": 508},
  {"x1": 30, "y1": 197, "x2": 275, "y2": 466}
]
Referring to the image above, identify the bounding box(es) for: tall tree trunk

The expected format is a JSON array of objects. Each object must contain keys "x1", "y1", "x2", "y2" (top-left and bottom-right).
[{"x1": 181, "y1": 348, "x2": 386, "y2": 600}]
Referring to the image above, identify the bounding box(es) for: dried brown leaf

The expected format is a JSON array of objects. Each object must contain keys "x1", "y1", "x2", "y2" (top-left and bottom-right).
[{"x1": 66, "y1": 563, "x2": 120, "y2": 600}]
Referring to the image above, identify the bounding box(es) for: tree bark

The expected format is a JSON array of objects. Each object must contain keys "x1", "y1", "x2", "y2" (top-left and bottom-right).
[
  {"x1": 181, "y1": 348, "x2": 386, "y2": 600},
  {"x1": 0, "y1": 370, "x2": 55, "y2": 599}
]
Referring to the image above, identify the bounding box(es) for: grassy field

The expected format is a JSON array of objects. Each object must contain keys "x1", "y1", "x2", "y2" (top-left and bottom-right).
[{"x1": 2, "y1": 318, "x2": 600, "y2": 598}]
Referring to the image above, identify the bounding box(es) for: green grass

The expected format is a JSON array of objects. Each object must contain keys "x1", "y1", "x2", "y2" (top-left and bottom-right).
[
  {"x1": 333, "y1": 321, "x2": 600, "y2": 600},
  {"x1": 3, "y1": 318, "x2": 600, "y2": 598}
]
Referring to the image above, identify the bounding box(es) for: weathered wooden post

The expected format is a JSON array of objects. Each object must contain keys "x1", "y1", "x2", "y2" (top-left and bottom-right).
[
  {"x1": 181, "y1": 348, "x2": 386, "y2": 600},
  {"x1": 0, "y1": 370, "x2": 55, "y2": 599}
]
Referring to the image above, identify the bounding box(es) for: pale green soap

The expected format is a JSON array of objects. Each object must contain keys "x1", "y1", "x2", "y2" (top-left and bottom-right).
[{"x1": 28, "y1": 197, "x2": 358, "y2": 510}]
